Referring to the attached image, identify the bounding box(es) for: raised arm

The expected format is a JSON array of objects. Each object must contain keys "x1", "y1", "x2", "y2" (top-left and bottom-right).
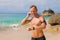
[{"x1": 21, "y1": 12, "x2": 32, "y2": 25}]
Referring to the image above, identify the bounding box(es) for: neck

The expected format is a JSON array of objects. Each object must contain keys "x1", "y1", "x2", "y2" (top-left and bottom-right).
[{"x1": 33, "y1": 13, "x2": 39, "y2": 18}]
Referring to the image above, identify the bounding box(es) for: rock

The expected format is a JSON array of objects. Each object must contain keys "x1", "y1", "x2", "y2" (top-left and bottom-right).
[
  {"x1": 41, "y1": 9, "x2": 55, "y2": 16},
  {"x1": 48, "y1": 13, "x2": 60, "y2": 26},
  {"x1": 44, "y1": 25, "x2": 60, "y2": 33}
]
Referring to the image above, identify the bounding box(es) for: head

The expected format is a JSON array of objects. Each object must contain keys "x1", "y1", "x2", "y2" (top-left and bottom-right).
[{"x1": 29, "y1": 5, "x2": 38, "y2": 15}]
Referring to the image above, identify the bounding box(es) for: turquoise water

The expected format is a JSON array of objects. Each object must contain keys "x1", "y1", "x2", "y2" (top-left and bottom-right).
[
  {"x1": 0, "y1": 13, "x2": 50, "y2": 25},
  {"x1": 44, "y1": 16, "x2": 51, "y2": 20},
  {"x1": 0, "y1": 13, "x2": 26, "y2": 25}
]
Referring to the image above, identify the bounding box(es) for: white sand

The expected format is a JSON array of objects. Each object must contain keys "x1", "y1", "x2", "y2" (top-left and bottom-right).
[{"x1": 0, "y1": 26, "x2": 60, "y2": 40}]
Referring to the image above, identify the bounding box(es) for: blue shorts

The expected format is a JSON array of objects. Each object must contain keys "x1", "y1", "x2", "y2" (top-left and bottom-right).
[{"x1": 31, "y1": 35, "x2": 46, "y2": 40}]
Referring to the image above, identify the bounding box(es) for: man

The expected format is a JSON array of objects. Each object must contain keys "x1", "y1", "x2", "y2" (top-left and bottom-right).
[{"x1": 21, "y1": 5, "x2": 46, "y2": 40}]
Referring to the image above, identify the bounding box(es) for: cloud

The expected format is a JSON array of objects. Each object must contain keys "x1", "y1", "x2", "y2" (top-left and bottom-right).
[
  {"x1": 0, "y1": 0, "x2": 60, "y2": 13},
  {"x1": 0, "y1": 0, "x2": 18, "y2": 9},
  {"x1": 32, "y1": 0, "x2": 48, "y2": 5},
  {"x1": 0, "y1": 0, "x2": 49, "y2": 9}
]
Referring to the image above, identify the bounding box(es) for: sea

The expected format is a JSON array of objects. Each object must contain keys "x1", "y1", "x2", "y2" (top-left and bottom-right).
[{"x1": 0, "y1": 13, "x2": 50, "y2": 28}]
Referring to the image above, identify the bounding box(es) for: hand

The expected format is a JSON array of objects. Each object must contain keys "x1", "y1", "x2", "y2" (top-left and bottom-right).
[
  {"x1": 26, "y1": 27, "x2": 32, "y2": 31},
  {"x1": 27, "y1": 12, "x2": 32, "y2": 17}
]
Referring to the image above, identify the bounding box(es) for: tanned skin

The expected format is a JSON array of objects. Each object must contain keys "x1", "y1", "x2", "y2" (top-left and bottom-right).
[{"x1": 21, "y1": 6, "x2": 46, "y2": 38}]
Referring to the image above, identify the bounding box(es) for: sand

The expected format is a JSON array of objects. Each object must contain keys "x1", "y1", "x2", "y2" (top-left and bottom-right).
[
  {"x1": 0, "y1": 19, "x2": 60, "y2": 40},
  {"x1": 0, "y1": 26, "x2": 60, "y2": 40}
]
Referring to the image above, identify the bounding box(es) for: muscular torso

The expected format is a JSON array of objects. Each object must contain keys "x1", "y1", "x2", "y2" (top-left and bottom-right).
[{"x1": 30, "y1": 17, "x2": 44, "y2": 38}]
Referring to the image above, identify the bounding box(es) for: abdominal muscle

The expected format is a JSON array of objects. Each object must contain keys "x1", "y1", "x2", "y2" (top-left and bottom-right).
[
  {"x1": 30, "y1": 17, "x2": 44, "y2": 38},
  {"x1": 31, "y1": 26, "x2": 44, "y2": 38}
]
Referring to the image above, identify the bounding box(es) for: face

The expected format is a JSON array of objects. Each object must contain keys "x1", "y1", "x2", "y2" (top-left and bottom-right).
[{"x1": 30, "y1": 7, "x2": 37, "y2": 15}]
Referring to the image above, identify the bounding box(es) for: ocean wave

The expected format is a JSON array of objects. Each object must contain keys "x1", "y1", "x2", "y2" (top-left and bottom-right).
[{"x1": 0, "y1": 23, "x2": 20, "y2": 28}]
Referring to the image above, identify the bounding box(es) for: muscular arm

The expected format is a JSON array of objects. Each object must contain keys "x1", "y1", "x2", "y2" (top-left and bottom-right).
[
  {"x1": 39, "y1": 22, "x2": 46, "y2": 29},
  {"x1": 21, "y1": 12, "x2": 33, "y2": 25},
  {"x1": 37, "y1": 16, "x2": 46, "y2": 29},
  {"x1": 21, "y1": 16, "x2": 32, "y2": 25},
  {"x1": 39, "y1": 16, "x2": 46, "y2": 29},
  {"x1": 35, "y1": 22, "x2": 46, "y2": 30}
]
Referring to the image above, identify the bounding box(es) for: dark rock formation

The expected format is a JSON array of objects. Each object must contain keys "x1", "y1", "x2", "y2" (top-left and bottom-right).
[{"x1": 42, "y1": 9, "x2": 55, "y2": 16}]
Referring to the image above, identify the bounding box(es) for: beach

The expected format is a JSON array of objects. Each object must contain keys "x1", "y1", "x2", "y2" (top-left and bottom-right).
[
  {"x1": 0, "y1": 0, "x2": 60, "y2": 40},
  {"x1": 0, "y1": 27, "x2": 31, "y2": 40},
  {"x1": 0, "y1": 13, "x2": 60, "y2": 40},
  {"x1": 0, "y1": 25, "x2": 60, "y2": 40}
]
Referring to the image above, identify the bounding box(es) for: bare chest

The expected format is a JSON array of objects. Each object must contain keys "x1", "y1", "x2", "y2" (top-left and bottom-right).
[{"x1": 31, "y1": 17, "x2": 41, "y2": 25}]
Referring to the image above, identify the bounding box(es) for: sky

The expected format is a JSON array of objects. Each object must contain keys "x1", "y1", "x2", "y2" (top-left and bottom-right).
[{"x1": 0, "y1": 0, "x2": 60, "y2": 13}]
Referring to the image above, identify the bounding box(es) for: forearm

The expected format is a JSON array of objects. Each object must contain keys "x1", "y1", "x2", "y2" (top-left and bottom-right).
[
  {"x1": 40, "y1": 25, "x2": 46, "y2": 29},
  {"x1": 27, "y1": 27, "x2": 33, "y2": 31},
  {"x1": 35, "y1": 23, "x2": 46, "y2": 29},
  {"x1": 21, "y1": 16, "x2": 29, "y2": 25}
]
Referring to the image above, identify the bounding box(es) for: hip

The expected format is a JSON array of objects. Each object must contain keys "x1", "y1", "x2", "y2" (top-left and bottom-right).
[
  {"x1": 32, "y1": 31, "x2": 44, "y2": 38},
  {"x1": 31, "y1": 35, "x2": 46, "y2": 40}
]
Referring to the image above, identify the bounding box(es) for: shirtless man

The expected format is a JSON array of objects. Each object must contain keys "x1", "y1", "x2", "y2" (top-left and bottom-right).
[{"x1": 21, "y1": 5, "x2": 46, "y2": 40}]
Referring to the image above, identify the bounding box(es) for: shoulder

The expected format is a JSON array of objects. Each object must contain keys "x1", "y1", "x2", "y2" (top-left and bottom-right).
[
  {"x1": 39, "y1": 15, "x2": 47, "y2": 25},
  {"x1": 39, "y1": 15, "x2": 44, "y2": 20}
]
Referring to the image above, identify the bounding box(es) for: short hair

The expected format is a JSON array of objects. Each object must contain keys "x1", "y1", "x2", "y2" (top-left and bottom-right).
[{"x1": 30, "y1": 5, "x2": 38, "y2": 11}]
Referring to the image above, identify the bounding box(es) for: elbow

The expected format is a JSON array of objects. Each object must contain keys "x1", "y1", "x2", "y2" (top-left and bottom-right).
[
  {"x1": 21, "y1": 23, "x2": 24, "y2": 25},
  {"x1": 21, "y1": 21, "x2": 25, "y2": 25},
  {"x1": 21, "y1": 22, "x2": 26, "y2": 25},
  {"x1": 40, "y1": 24, "x2": 46, "y2": 29},
  {"x1": 43, "y1": 25, "x2": 46, "y2": 29},
  {"x1": 41, "y1": 23, "x2": 46, "y2": 29}
]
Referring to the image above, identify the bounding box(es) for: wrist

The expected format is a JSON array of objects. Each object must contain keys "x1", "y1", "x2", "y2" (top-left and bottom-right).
[
  {"x1": 32, "y1": 27, "x2": 35, "y2": 30},
  {"x1": 25, "y1": 15, "x2": 29, "y2": 19}
]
